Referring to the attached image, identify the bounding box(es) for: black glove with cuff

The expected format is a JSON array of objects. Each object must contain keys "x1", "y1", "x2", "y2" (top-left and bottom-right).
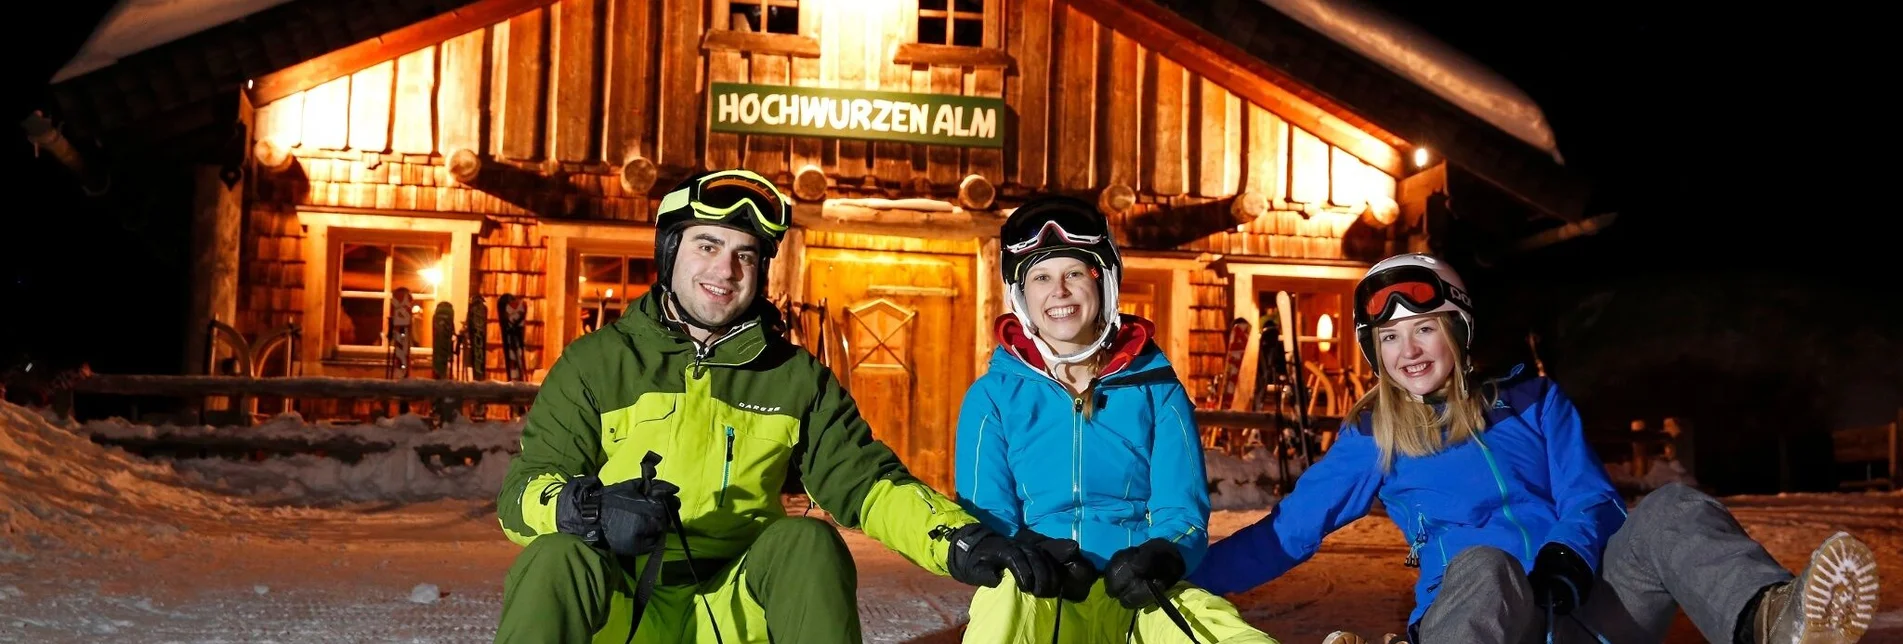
[
  {"x1": 943, "y1": 523, "x2": 1063, "y2": 599},
  {"x1": 1529, "y1": 542, "x2": 1595, "y2": 616},
  {"x1": 1103, "y1": 538, "x2": 1187, "y2": 610}
]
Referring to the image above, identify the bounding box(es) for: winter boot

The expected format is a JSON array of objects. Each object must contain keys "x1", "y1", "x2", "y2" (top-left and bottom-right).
[{"x1": 1750, "y1": 531, "x2": 1879, "y2": 644}]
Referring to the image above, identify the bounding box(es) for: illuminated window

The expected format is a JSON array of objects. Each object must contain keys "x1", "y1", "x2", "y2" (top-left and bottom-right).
[
  {"x1": 335, "y1": 241, "x2": 444, "y2": 351},
  {"x1": 576, "y1": 253, "x2": 656, "y2": 337},
  {"x1": 724, "y1": 0, "x2": 801, "y2": 35},
  {"x1": 918, "y1": 0, "x2": 986, "y2": 47}
]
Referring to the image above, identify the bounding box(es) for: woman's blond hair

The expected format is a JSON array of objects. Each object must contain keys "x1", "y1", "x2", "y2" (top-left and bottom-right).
[{"x1": 1344, "y1": 314, "x2": 1493, "y2": 472}]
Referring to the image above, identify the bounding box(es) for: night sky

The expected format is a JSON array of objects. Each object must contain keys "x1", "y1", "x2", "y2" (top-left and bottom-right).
[{"x1": 4, "y1": 2, "x2": 1894, "y2": 493}]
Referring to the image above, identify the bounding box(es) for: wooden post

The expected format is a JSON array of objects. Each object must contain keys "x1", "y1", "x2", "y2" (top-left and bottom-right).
[
  {"x1": 449, "y1": 149, "x2": 483, "y2": 185},
  {"x1": 1891, "y1": 409, "x2": 1901, "y2": 490},
  {"x1": 620, "y1": 156, "x2": 659, "y2": 195},
  {"x1": 1629, "y1": 419, "x2": 1649, "y2": 479},
  {"x1": 959, "y1": 175, "x2": 997, "y2": 211},
  {"x1": 253, "y1": 139, "x2": 295, "y2": 174},
  {"x1": 794, "y1": 165, "x2": 829, "y2": 202},
  {"x1": 21, "y1": 111, "x2": 109, "y2": 195},
  {"x1": 186, "y1": 165, "x2": 242, "y2": 378}
]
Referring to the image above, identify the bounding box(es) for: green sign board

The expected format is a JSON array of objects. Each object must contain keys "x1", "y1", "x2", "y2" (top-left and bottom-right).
[{"x1": 708, "y1": 82, "x2": 1005, "y2": 148}]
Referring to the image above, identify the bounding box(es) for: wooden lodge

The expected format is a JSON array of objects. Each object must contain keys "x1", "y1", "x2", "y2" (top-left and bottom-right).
[{"x1": 41, "y1": 0, "x2": 1594, "y2": 491}]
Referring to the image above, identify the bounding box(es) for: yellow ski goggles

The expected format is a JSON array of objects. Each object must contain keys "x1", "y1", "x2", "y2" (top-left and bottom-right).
[{"x1": 656, "y1": 169, "x2": 791, "y2": 239}]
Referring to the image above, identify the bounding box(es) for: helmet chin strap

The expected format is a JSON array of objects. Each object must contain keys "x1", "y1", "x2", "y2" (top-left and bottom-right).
[
  {"x1": 1008, "y1": 278, "x2": 1121, "y2": 369},
  {"x1": 664, "y1": 286, "x2": 738, "y2": 335},
  {"x1": 1024, "y1": 320, "x2": 1116, "y2": 367}
]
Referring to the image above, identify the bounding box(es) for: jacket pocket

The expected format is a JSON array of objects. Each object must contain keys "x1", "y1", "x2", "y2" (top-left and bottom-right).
[
  {"x1": 599, "y1": 394, "x2": 680, "y2": 469},
  {"x1": 715, "y1": 412, "x2": 799, "y2": 509}
]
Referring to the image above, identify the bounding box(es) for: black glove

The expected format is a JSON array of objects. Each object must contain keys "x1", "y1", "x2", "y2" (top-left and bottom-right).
[
  {"x1": 1103, "y1": 538, "x2": 1187, "y2": 610},
  {"x1": 1015, "y1": 529, "x2": 1099, "y2": 602},
  {"x1": 553, "y1": 453, "x2": 681, "y2": 558},
  {"x1": 1528, "y1": 542, "x2": 1594, "y2": 616},
  {"x1": 943, "y1": 523, "x2": 1063, "y2": 599}
]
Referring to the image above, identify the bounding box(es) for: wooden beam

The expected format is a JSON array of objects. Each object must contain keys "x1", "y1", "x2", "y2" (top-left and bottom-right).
[
  {"x1": 20, "y1": 111, "x2": 110, "y2": 195},
  {"x1": 893, "y1": 43, "x2": 1015, "y2": 68},
  {"x1": 1067, "y1": 0, "x2": 1405, "y2": 177},
  {"x1": 69, "y1": 374, "x2": 541, "y2": 404},
  {"x1": 701, "y1": 30, "x2": 821, "y2": 58},
  {"x1": 249, "y1": 0, "x2": 562, "y2": 106},
  {"x1": 795, "y1": 203, "x2": 1006, "y2": 241}
]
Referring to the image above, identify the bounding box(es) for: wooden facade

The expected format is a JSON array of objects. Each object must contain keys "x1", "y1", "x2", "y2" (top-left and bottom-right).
[{"x1": 198, "y1": 0, "x2": 1443, "y2": 491}]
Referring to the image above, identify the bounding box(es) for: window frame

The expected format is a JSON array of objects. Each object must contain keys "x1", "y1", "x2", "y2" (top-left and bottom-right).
[
  {"x1": 574, "y1": 250, "x2": 657, "y2": 338},
  {"x1": 913, "y1": 0, "x2": 995, "y2": 49},
  {"x1": 333, "y1": 236, "x2": 448, "y2": 353},
  {"x1": 542, "y1": 221, "x2": 658, "y2": 373},
  {"x1": 712, "y1": 0, "x2": 808, "y2": 36},
  {"x1": 295, "y1": 208, "x2": 482, "y2": 375}
]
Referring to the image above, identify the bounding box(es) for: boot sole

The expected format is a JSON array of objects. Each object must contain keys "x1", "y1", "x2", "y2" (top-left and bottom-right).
[{"x1": 1790, "y1": 531, "x2": 1879, "y2": 644}]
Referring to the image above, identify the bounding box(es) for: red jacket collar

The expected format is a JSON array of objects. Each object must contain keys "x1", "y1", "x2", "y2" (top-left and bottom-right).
[{"x1": 993, "y1": 313, "x2": 1155, "y2": 377}]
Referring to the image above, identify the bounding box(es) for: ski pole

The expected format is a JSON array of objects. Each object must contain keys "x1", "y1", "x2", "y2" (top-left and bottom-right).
[
  {"x1": 1051, "y1": 597, "x2": 1063, "y2": 644},
  {"x1": 669, "y1": 498, "x2": 725, "y2": 644},
  {"x1": 1146, "y1": 579, "x2": 1203, "y2": 644}
]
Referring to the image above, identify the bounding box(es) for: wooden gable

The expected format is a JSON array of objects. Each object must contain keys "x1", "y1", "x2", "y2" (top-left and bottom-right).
[{"x1": 246, "y1": 0, "x2": 1406, "y2": 264}]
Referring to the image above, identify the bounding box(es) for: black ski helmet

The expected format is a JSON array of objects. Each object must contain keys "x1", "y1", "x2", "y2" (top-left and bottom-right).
[
  {"x1": 998, "y1": 195, "x2": 1123, "y2": 365},
  {"x1": 652, "y1": 168, "x2": 792, "y2": 291}
]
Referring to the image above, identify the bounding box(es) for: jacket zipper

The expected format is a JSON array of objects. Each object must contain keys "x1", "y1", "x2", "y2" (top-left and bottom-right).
[
  {"x1": 1468, "y1": 432, "x2": 1534, "y2": 561},
  {"x1": 1403, "y1": 508, "x2": 1428, "y2": 568},
  {"x1": 719, "y1": 425, "x2": 734, "y2": 505},
  {"x1": 1071, "y1": 393, "x2": 1083, "y2": 542}
]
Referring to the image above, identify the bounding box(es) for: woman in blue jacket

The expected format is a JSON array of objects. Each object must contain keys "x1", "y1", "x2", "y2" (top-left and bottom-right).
[
  {"x1": 955, "y1": 196, "x2": 1274, "y2": 643},
  {"x1": 1188, "y1": 253, "x2": 1880, "y2": 644}
]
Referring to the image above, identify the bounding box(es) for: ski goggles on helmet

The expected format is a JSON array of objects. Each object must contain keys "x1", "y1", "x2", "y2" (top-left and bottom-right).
[
  {"x1": 1354, "y1": 264, "x2": 1470, "y2": 327},
  {"x1": 657, "y1": 170, "x2": 791, "y2": 238}
]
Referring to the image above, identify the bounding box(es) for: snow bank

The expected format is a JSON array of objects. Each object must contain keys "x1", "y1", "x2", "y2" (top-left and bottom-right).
[
  {"x1": 1605, "y1": 457, "x2": 1699, "y2": 493},
  {"x1": 76, "y1": 412, "x2": 523, "y2": 504},
  {"x1": 0, "y1": 401, "x2": 262, "y2": 555},
  {"x1": 1205, "y1": 447, "x2": 1304, "y2": 511}
]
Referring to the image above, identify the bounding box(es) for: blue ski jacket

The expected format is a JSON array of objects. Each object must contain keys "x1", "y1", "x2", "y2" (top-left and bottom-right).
[
  {"x1": 955, "y1": 314, "x2": 1210, "y2": 571},
  {"x1": 1187, "y1": 364, "x2": 1626, "y2": 627}
]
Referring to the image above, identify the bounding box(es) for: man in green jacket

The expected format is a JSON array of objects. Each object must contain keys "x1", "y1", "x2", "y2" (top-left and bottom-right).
[{"x1": 494, "y1": 169, "x2": 1070, "y2": 644}]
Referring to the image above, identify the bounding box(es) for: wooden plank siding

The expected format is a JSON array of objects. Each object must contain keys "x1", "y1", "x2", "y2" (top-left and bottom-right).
[{"x1": 242, "y1": 0, "x2": 1405, "y2": 395}]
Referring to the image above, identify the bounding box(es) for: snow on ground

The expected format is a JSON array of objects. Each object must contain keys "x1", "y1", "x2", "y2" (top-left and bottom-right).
[{"x1": 4, "y1": 401, "x2": 1900, "y2": 643}]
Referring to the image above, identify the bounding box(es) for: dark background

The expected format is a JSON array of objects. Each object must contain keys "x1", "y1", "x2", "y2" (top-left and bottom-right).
[{"x1": 4, "y1": 1, "x2": 1896, "y2": 494}]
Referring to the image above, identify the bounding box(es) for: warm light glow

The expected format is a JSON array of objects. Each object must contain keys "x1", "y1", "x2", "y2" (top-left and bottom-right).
[
  {"x1": 419, "y1": 264, "x2": 443, "y2": 289},
  {"x1": 1317, "y1": 313, "x2": 1334, "y2": 352},
  {"x1": 578, "y1": 276, "x2": 587, "y2": 283},
  {"x1": 1412, "y1": 147, "x2": 1430, "y2": 167},
  {"x1": 605, "y1": 288, "x2": 616, "y2": 300}
]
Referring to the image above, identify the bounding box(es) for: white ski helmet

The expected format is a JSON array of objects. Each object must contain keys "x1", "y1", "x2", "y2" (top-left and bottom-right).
[{"x1": 1352, "y1": 253, "x2": 1474, "y2": 368}]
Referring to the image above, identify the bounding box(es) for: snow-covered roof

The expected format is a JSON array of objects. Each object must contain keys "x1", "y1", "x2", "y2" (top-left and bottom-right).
[
  {"x1": 51, "y1": 0, "x2": 295, "y2": 84},
  {"x1": 1258, "y1": 0, "x2": 1565, "y2": 165}
]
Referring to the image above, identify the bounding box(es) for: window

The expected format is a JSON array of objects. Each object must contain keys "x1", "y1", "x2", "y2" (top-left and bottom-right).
[
  {"x1": 336, "y1": 241, "x2": 445, "y2": 350},
  {"x1": 1255, "y1": 287, "x2": 1351, "y2": 373},
  {"x1": 918, "y1": 0, "x2": 985, "y2": 47},
  {"x1": 576, "y1": 253, "x2": 656, "y2": 338},
  {"x1": 725, "y1": 0, "x2": 800, "y2": 35}
]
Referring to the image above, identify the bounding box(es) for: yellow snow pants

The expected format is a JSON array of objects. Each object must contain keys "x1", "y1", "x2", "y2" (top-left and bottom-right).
[
  {"x1": 963, "y1": 571, "x2": 1280, "y2": 643},
  {"x1": 496, "y1": 517, "x2": 858, "y2": 644}
]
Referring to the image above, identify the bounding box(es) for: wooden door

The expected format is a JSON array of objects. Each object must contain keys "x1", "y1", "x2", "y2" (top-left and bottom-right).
[{"x1": 803, "y1": 248, "x2": 974, "y2": 494}]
